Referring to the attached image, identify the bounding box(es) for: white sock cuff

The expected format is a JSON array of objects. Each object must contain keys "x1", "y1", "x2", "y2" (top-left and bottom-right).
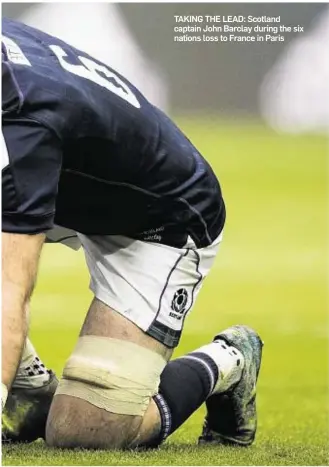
[
  {"x1": 14, "y1": 339, "x2": 50, "y2": 389},
  {"x1": 2, "y1": 383, "x2": 8, "y2": 409},
  {"x1": 20, "y1": 338, "x2": 37, "y2": 368},
  {"x1": 192, "y1": 339, "x2": 244, "y2": 395}
]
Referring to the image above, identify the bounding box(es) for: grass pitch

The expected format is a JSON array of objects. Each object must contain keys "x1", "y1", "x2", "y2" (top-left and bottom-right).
[{"x1": 2, "y1": 118, "x2": 328, "y2": 465}]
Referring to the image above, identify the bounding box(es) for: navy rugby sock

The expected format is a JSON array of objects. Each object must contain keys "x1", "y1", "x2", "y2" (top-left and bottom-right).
[{"x1": 151, "y1": 352, "x2": 219, "y2": 445}]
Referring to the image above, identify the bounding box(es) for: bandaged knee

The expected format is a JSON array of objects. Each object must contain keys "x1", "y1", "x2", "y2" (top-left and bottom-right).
[{"x1": 56, "y1": 336, "x2": 166, "y2": 416}]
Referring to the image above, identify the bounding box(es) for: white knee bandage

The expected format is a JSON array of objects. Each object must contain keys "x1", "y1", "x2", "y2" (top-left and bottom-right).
[{"x1": 56, "y1": 336, "x2": 166, "y2": 416}]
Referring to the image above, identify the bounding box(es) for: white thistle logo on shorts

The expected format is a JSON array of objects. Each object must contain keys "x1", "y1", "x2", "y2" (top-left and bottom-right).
[{"x1": 170, "y1": 288, "x2": 189, "y2": 320}]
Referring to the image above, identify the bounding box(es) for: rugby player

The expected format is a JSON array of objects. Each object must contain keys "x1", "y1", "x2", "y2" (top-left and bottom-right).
[{"x1": 2, "y1": 18, "x2": 263, "y2": 449}]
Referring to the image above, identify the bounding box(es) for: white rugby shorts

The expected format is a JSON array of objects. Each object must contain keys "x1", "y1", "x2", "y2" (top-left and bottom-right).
[{"x1": 46, "y1": 226, "x2": 222, "y2": 347}]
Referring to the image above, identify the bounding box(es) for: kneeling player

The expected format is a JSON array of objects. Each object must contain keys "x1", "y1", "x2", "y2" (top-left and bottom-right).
[{"x1": 2, "y1": 18, "x2": 263, "y2": 449}]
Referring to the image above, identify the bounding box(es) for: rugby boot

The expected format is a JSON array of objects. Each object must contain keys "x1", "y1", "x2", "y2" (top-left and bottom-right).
[
  {"x1": 2, "y1": 371, "x2": 58, "y2": 443},
  {"x1": 198, "y1": 325, "x2": 263, "y2": 446}
]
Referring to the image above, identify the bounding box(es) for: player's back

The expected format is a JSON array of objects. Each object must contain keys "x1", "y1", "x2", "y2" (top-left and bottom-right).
[
  {"x1": 2, "y1": 18, "x2": 225, "y2": 248},
  {"x1": 2, "y1": 17, "x2": 158, "y2": 166}
]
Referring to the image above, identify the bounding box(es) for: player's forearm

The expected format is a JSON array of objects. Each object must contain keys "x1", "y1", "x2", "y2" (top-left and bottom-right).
[
  {"x1": 2, "y1": 285, "x2": 29, "y2": 393},
  {"x1": 1, "y1": 232, "x2": 45, "y2": 406}
]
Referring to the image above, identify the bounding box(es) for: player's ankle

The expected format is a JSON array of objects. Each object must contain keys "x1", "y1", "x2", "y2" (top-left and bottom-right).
[{"x1": 192, "y1": 340, "x2": 244, "y2": 395}]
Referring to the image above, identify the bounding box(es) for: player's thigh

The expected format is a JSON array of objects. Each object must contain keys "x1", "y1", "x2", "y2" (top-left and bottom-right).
[{"x1": 80, "y1": 298, "x2": 173, "y2": 360}]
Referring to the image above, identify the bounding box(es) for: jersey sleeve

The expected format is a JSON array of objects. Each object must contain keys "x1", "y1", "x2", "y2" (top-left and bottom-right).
[{"x1": 2, "y1": 117, "x2": 62, "y2": 234}]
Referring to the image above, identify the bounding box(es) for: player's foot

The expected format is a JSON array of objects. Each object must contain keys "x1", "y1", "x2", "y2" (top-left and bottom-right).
[
  {"x1": 2, "y1": 371, "x2": 58, "y2": 443},
  {"x1": 198, "y1": 325, "x2": 263, "y2": 446}
]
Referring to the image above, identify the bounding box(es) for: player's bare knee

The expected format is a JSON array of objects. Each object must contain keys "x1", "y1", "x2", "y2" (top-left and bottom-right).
[
  {"x1": 47, "y1": 335, "x2": 166, "y2": 448},
  {"x1": 46, "y1": 395, "x2": 74, "y2": 447},
  {"x1": 46, "y1": 394, "x2": 141, "y2": 449}
]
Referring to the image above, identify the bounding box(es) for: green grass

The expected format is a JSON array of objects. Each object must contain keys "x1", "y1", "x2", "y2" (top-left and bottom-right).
[{"x1": 3, "y1": 118, "x2": 328, "y2": 465}]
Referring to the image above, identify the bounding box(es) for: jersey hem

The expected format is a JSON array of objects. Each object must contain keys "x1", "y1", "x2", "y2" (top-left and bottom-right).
[{"x1": 2, "y1": 211, "x2": 54, "y2": 234}]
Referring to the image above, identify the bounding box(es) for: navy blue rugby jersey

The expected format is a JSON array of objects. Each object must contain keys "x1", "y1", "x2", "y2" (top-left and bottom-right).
[{"x1": 2, "y1": 18, "x2": 225, "y2": 248}]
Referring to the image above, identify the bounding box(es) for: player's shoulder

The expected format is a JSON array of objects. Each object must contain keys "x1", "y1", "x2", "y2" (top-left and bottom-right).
[
  {"x1": 2, "y1": 18, "x2": 151, "y2": 138},
  {"x1": 2, "y1": 18, "x2": 76, "y2": 134}
]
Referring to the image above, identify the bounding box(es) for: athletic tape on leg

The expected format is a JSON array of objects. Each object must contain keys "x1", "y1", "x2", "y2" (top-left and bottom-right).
[{"x1": 56, "y1": 336, "x2": 166, "y2": 416}]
